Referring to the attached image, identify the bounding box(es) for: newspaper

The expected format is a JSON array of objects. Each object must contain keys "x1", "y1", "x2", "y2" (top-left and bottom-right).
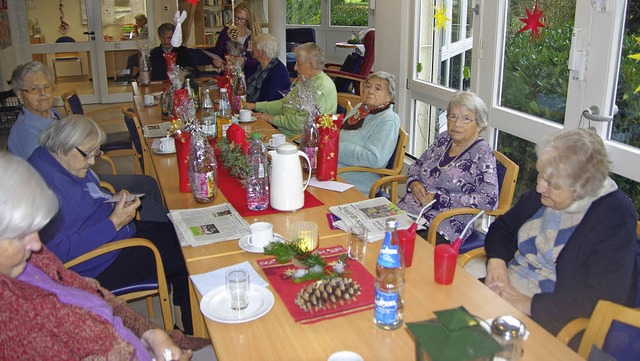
[
  {"x1": 169, "y1": 203, "x2": 251, "y2": 247},
  {"x1": 143, "y1": 121, "x2": 171, "y2": 138},
  {"x1": 329, "y1": 197, "x2": 415, "y2": 242}
]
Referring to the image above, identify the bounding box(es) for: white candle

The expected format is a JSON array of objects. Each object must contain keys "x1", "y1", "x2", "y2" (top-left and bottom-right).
[{"x1": 232, "y1": 0, "x2": 235, "y2": 26}]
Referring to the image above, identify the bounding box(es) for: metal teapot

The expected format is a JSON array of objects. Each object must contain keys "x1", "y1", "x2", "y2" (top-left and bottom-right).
[{"x1": 268, "y1": 142, "x2": 311, "y2": 212}]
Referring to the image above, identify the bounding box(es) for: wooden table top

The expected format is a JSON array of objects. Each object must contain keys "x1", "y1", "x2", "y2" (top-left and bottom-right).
[{"x1": 133, "y1": 83, "x2": 580, "y2": 361}]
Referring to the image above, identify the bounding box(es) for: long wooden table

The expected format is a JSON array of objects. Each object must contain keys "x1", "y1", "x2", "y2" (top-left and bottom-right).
[{"x1": 133, "y1": 83, "x2": 581, "y2": 360}]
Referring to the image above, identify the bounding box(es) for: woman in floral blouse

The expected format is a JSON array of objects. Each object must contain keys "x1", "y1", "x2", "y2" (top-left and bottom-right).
[{"x1": 397, "y1": 91, "x2": 499, "y2": 243}]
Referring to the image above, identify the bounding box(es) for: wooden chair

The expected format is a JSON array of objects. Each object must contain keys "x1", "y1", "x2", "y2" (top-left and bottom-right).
[
  {"x1": 121, "y1": 107, "x2": 152, "y2": 176},
  {"x1": 556, "y1": 300, "x2": 640, "y2": 360},
  {"x1": 325, "y1": 30, "x2": 375, "y2": 96},
  {"x1": 338, "y1": 128, "x2": 409, "y2": 197},
  {"x1": 337, "y1": 93, "x2": 358, "y2": 115},
  {"x1": 372, "y1": 150, "x2": 519, "y2": 255},
  {"x1": 61, "y1": 90, "x2": 138, "y2": 171}
]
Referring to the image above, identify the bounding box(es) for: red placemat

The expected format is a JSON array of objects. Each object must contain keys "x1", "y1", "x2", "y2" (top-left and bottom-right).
[
  {"x1": 257, "y1": 246, "x2": 375, "y2": 324},
  {"x1": 216, "y1": 164, "x2": 323, "y2": 217}
]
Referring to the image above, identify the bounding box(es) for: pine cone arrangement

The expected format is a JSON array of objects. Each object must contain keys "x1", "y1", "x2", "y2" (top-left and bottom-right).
[
  {"x1": 295, "y1": 278, "x2": 362, "y2": 313},
  {"x1": 228, "y1": 24, "x2": 239, "y2": 40}
]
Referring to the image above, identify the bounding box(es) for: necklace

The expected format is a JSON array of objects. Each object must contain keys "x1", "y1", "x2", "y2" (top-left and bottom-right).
[{"x1": 436, "y1": 137, "x2": 479, "y2": 169}]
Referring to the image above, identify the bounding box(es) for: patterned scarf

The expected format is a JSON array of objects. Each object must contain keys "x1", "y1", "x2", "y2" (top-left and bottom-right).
[
  {"x1": 341, "y1": 102, "x2": 392, "y2": 130},
  {"x1": 247, "y1": 57, "x2": 278, "y2": 102}
]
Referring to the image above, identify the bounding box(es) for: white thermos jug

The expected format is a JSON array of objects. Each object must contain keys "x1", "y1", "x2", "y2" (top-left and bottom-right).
[{"x1": 268, "y1": 143, "x2": 312, "y2": 211}]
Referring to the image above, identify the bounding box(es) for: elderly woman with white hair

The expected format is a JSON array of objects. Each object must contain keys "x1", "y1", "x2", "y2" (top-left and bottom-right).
[
  {"x1": 26, "y1": 115, "x2": 194, "y2": 335},
  {"x1": 397, "y1": 91, "x2": 499, "y2": 244},
  {"x1": 338, "y1": 71, "x2": 400, "y2": 194},
  {"x1": 245, "y1": 42, "x2": 337, "y2": 137},
  {"x1": 484, "y1": 128, "x2": 637, "y2": 336},
  {"x1": 0, "y1": 152, "x2": 208, "y2": 359},
  {"x1": 246, "y1": 33, "x2": 291, "y2": 102}
]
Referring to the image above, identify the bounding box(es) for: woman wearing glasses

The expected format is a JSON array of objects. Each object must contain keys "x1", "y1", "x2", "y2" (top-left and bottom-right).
[
  {"x1": 27, "y1": 115, "x2": 195, "y2": 335},
  {"x1": 206, "y1": 1, "x2": 262, "y2": 75},
  {"x1": 397, "y1": 91, "x2": 499, "y2": 244}
]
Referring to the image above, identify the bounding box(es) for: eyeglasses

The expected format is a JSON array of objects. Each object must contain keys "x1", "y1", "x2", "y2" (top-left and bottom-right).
[
  {"x1": 234, "y1": 15, "x2": 248, "y2": 22},
  {"x1": 446, "y1": 114, "x2": 476, "y2": 124},
  {"x1": 21, "y1": 84, "x2": 55, "y2": 96},
  {"x1": 75, "y1": 146, "x2": 104, "y2": 160}
]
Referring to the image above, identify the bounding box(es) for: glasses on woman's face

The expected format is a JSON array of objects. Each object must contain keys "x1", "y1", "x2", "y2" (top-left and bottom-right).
[
  {"x1": 446, "y1": 114, "x2": 476, "y2": 124},
  {"x1": 234, "y1": 15, "x2": 248, "y2": 23},
  {"x1": 75, "y1": 146, "x2": 104, "y2": 161},
  {"x1": 21, "y1": 84, "x2": 55, "y2": 96}
]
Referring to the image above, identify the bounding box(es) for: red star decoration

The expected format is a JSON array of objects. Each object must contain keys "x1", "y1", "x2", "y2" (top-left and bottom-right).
[
  {"x1": 517, "y1": 1, "x2": 545, "y2": 43},
  {"x1": 187, "y1": 0, "x2": 201, "y2": 6}
]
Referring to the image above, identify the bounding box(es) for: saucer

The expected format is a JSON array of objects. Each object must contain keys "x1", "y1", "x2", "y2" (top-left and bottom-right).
[
  {"x1": 238, "y1": 233, "x2": 286, "y2": 253},
  {"x1": 200, "y1": 285, "x2": 274, "y2": 324},
  {"x1": 238, "y1": 116, "x2": 257, "y2": 123},
  {"x1": 144, "y1": 101, "x2": 160, "y2": 107}
]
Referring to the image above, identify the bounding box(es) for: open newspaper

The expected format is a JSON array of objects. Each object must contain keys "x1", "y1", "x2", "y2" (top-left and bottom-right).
[
  {"x1": 143, "y1": 121, "x2": 171, "y2": 138},
  {"x1": 329, "y1": 197, "x2": 414, "y2": 242},
  {"x1": 169, "y1": 203, "x2": 250, "y2": 247}
]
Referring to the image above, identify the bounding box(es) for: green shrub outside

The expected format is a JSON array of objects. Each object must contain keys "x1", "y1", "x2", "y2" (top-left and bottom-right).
[{"x1": 285, "y1": 0, "x2": 368, "y2": 27}]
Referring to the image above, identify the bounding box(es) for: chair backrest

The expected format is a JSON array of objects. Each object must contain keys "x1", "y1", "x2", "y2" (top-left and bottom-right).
[
  {"x1": 286, "y1": 28, "x2": 316, "y2": 46},
  {"x1": 337, "y1": 95, "x2": 354, "y2": 115},
  {"x1": 122, "y1": 108, "x2": 145, "y2": 173},
  {"x1": 386, "y1": 128, "x2": 409, "y2": 174},
  {"x1": 334, "y1": 52, "x2": 364, "y2": 92},
  {"x1": 577, "y1": 300, "x2": 640, "y2": 359},
  {"x1": 492, "y1": 150, "x2": 519, "y2": 214},
  {"x1": 61, "y1": 90, "x2": 84, "y2": 115},
  {"x1": 55, "y1": 36, "x2": 76, "y2": 43},
  {"x1": 358, "y1": 30, "x2": 375, "y2": 76}
]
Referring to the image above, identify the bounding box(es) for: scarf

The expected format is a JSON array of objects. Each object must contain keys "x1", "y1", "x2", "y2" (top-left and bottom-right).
[
  {"x1": 247, "y1": 57, "x2": 278, "y2": 102},
  {"x1": 341, "y1": 102, "x2": 392, "y2": 130}
]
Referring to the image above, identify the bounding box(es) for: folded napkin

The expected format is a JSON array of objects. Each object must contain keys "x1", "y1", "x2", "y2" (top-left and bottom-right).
[{"x1": 190, "y1": 261, "x2": 269, "y2": 297}]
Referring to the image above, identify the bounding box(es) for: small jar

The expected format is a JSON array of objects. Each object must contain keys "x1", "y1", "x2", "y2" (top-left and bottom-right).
[{"x1": 490, "y1": 316, "x2": 527, "y2": 361}]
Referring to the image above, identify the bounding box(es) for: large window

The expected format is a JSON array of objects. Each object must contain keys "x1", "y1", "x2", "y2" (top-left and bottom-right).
[{"x1": 286, "y1": 0, "x2": 369, "y2": 27}]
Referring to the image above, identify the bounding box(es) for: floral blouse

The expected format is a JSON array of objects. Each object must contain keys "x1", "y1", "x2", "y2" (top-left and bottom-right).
[{"x1": 397, "y1": 131, "x2": 499, "y2": 242}]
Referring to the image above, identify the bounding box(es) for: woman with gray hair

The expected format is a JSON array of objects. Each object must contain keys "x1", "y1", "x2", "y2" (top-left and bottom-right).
[
  {"x1": 484, "y1": 128, "x2": 637, "y2": 336},
  {"x1": 246, "y1": 42, "x2": 337, "y2": 136},
  {"x1": 0, "y1": 152, "x2": 207, "y2": 359},
  {"x1": 338, "y1": 71, "x2": 400, "y2": 194},
  {"x1": 246, "y1": 33, "x2": 291, "y2": 102},
  {"x1": 397, "y1": 91, "x2": 498, "y2": 243},
  {"x1": 27, "y1": 115, "x2": 195, "y2": 334}
]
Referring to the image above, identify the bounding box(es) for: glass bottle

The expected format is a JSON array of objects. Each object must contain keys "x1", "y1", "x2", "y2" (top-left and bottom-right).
[
  {"x1": 374, "y1": 218, "x2": 405, "y2": 330},
  {"x1": 300, "y1": 114, "x2": 319, "y2": 172},
  {"x1": 139, "y1": 55, "x2": 151, "y2": 86},
  {"x1": 245, "y1": 132, "x2": 269, "y2": 210},
  {"x1": 217, "y1": 88, "x2": 233, "y2": 139},
  {"x1": 201, "y1": 88, "x2": 217, "y2": 140},
  {"x1": 232, "y1": 70, "x2": 247, "y2": 112},
  {"x1": 188, "y1": 131, "x2": 218, "y2": 203}
]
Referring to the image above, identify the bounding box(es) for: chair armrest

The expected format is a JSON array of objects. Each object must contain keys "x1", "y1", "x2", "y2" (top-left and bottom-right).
[
  {"x1": 98, "y1": 155, "x2": 118, "y2": 175},
  {"x1": 427, "y1": 207, "x2": 508, "y2": 246},
  {"x1": 369, "y1": 175, "x2": 407, "y2": 202},
  {"x1": 63, "y1": 238, "x2": 158, "y2": 269},
  {"x1": 325, "y1": 62, "x2": 343, "y2": 69},
  {"x1": 457, "y1": 247, "x2": 486, "y2": 267},
  {"x1": 338, "y1": 165, "x2": 398, "y2": 177},
  {"x1": 324, "y1": 69, "x2": 368, "y2": 81},
  {"x1": 99, "y1": 181, "x2": 116, "y2": 194},
  {"x1": 556, "y1": 318, "x2": 590, "y2": 345}
]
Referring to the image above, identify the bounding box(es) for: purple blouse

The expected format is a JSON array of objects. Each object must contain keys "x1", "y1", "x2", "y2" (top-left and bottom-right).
[{"x1": 398, "y1": 131, "x2": 499, "y2": 242}]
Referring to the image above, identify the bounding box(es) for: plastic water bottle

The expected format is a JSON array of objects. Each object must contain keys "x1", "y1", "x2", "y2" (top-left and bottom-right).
[
  {"x1": 201, "y1": 89, "x2": 217, "y2": 140},
  {"x1": 217, "y1": 88, "x2": 233, "y2": 139},
  {"x1": 374, "y1": 218, "x2": 405, "y2": 330},
  {"x1": 245, "y1": 132, "x2": 269, "y2": 210}
]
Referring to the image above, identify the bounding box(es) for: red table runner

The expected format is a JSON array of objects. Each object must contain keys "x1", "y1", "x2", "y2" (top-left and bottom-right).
[
  {"x1": 257, "y1": 246, "x2": 375, "y2": 324},
  {"x1": 216, "y1": 164, "x2": 323, "y2": 217}
]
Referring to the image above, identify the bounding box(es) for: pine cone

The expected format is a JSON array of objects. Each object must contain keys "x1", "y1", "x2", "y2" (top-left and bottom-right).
[
  {"x1": 294, "y1": 278, "x2": 362, "y2": 313},
  {"x1": 228, "y1": 25, "x2": 239, "y2": 40}
]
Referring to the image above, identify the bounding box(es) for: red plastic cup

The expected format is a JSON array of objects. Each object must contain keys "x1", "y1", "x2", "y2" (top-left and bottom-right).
[
  {"x1": 398, "y1": 223, "x2": 418, "y2": 267},
  {"x1": 434, "y1": 244, "x2": 458, "y2": 285}
]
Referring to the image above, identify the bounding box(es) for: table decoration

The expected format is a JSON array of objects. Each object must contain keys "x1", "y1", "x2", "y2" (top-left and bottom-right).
[
  {"x1": 316, "y1": 113, "x2": 344, "y2": 181},
  {"x1": 217, "y1": 137, "x2": 248, "y2": 180},
  {"x1": 257, "y1": 246, "x2": 375, "y2": 323}
]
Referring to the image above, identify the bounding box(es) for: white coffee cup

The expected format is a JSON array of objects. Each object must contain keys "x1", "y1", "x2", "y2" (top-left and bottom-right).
[
  {"x1": 143, "y1": 94, "x2": 155, "y2": 106},
  {"x1": 158, "y1": 137, "x2": 175, "y2": 152},
  {"x1": 248, "y1": 222, "x2": 273, "y2": 248},
  {"x1": 239, "y1": 109, "x2": 252, "y2": 122},
  {"x1": 268, "y1": 134, "x2": 286, "y2": 148}
]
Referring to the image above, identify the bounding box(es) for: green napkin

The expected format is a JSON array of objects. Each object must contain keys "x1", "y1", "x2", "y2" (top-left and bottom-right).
[{"x1": 407, "y1": 307, "x2": 502, "y2": 361}]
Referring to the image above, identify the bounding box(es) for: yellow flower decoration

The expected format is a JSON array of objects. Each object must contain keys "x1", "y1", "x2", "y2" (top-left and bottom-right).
[{"x1": 434, "y1": 4, "x2": 450, "y2": 31}]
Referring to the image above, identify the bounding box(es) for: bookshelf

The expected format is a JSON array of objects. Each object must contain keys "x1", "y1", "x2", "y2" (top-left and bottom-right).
[{"x1": 195, "y1": 0, "x2": 233, "y2": 46}]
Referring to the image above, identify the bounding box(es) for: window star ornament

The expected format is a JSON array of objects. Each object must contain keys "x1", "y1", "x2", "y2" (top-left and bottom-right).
[
  {"x1": 517, "y1": 0, "x2": 546, "y2": 43},
  {"x1": 434, "y1": 4, "x2": 450, "y2": 31}
]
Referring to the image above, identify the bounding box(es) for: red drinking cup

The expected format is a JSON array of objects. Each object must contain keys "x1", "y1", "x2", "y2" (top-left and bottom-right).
[
  {"x1": 434, "y1": 243, "x2": 458, "y2": 285},
  {"x1": 398, "y1": 223, "x2": 418, "y2": 267}
]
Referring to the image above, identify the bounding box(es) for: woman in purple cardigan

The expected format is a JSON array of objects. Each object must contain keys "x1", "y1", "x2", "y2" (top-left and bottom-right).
[{"x1": 397, "y1": 91, "x2": 499, "y2": 243}]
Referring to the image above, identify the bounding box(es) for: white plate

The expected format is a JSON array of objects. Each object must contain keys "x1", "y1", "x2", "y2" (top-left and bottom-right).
[
  {"x1": 238, "y1": 116, "x2": 257, "y2": 123},
  {"x1": 200, "y1": 285, "x2": 274, "y2": 324},
  {"x1": 238, "y1": 233, "x2": 286, "y2": 253}
]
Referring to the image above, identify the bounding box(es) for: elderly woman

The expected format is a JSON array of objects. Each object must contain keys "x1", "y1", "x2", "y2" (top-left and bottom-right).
[
  {"x1": 207, "y1": 1, "x2": 261, "y2": 75},
  {"x1": 338, "y1": 71, "x2": 400, "y2": 194},
  {"x1": 27, "y1": 115, "x2": 194, "y2": 334},
  {"x1": 246, "y1": 33, "x2": 291, "y2": 102},
  {"x1": 0, "y1": 152, "x2": 209, "y2": 359},
  {"x1": 397, "y1": 91, "x2": 499, "y2": 243},
  {"x1": 246, "y1": 42, "x2": 337, "y2": 137},
  {"x1": 134, "y1": 14, "x2": 149, "y2": 39},
  {"x1": 484, "y1": 128, "x2": 637, "y2": 335}
]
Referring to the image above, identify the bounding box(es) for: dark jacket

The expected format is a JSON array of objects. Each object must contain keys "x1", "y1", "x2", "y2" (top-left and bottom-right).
[
  {"x1": 485, "y1": 188, "x2": 638, "y2": 335},
  {"x1": 150, "y1": 45, "x2": 195, "y2": 80},
  {"x1": 247, "y1": 59, "x2": 291, "y2": 102}
]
